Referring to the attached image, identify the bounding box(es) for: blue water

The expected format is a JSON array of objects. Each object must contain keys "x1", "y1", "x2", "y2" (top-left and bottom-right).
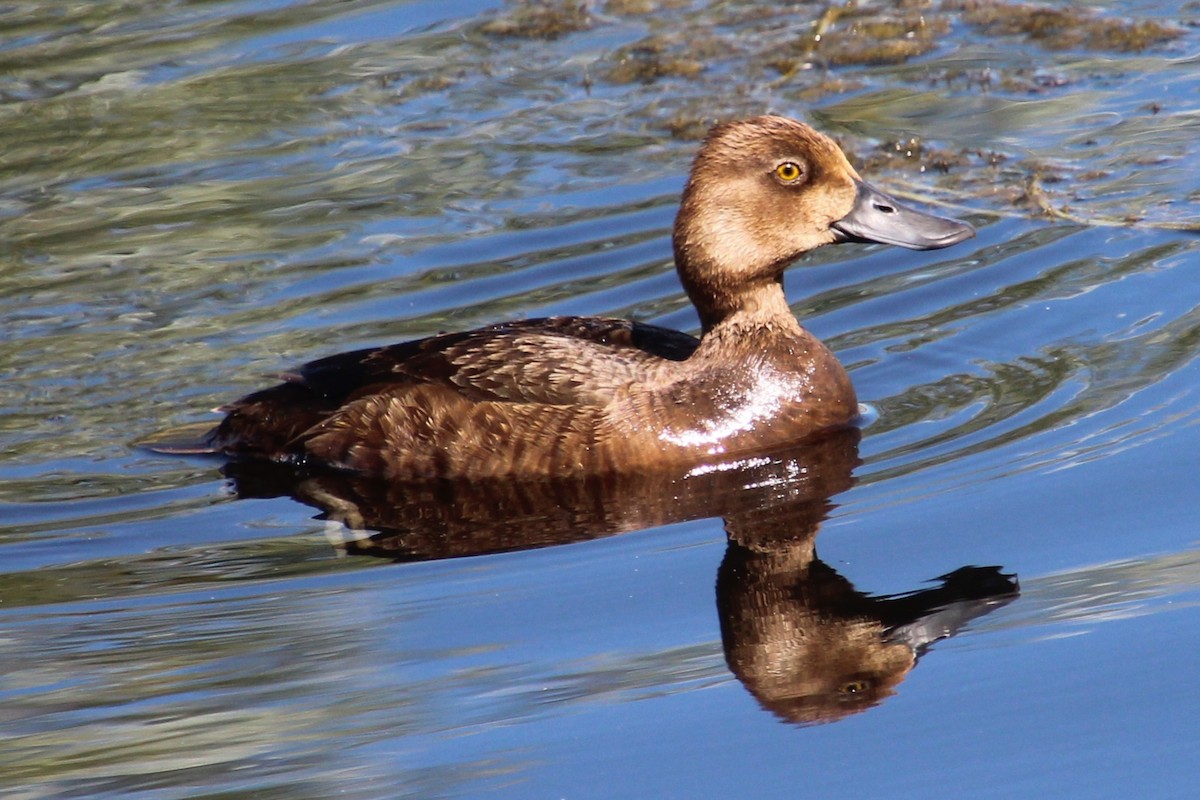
[{"x1": 3, "y1": 1, "x2": 1200, "y2": 797}]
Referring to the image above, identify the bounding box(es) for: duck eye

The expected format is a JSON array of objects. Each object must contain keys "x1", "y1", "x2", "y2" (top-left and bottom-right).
[{"x1": 774, "y1": 161, "x2": 805, "y2": 184}]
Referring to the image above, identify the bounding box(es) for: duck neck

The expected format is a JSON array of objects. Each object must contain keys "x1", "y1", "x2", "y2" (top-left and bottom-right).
[{"x1": 687, "y1": 272, "x2": 803, "y2": 341}]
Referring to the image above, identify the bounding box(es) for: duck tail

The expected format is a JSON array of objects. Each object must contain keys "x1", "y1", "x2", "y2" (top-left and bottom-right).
[{"x1": 136, "y1": 421, "x2": 221, "y2": 455}]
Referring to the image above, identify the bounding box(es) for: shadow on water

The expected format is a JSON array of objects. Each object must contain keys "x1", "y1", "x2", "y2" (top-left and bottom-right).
[{"x1": 225, "y1": 427, "x2": 1018, "y2": 725}]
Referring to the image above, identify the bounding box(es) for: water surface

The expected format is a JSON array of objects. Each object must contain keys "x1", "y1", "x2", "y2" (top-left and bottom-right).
[{"x1": 3, "y1": 1, "x2": 1200, "y2": 797}]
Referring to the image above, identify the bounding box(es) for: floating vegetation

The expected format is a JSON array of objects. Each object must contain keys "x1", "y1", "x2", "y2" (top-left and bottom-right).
[
  {"x1": 951, "y1": 0, "x2": 1185, "y2": 51},
  {"x1": 480, "y1": 0, "x2": 594, "y2": 39},
  {"x1": 797, "y1": 10, "x2": 951, "y2": 68},
  {"x1": 471, "y1": 0, "x2": 1190, "y2": 97},
  {"x1": 605, "y1": 36, "x2": 706, "y2": 85},
  {"x1": 887, "y1": 167, "x2": 1200, "y2": 232},
  {"x1": 861, "y1": 137, "x2": 973, "y2": 175}
]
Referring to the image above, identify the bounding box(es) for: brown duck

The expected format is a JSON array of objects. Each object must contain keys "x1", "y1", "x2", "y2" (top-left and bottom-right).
[{"x1": 173, "y1": 116, "x2": 973, "y2": 479}]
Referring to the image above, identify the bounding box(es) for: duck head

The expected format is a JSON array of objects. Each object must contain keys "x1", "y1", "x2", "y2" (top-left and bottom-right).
[{"x1": 672, "y1": 116, "x2": 974, "y2": 331}]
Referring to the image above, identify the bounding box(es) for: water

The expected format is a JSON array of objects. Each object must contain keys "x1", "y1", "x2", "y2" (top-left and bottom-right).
[{"x1": 3, "y1": 1, "x2": 1200, "y2": 797}]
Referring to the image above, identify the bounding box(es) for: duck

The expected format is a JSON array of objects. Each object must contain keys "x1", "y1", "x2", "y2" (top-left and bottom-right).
[{"x1": 179, "y1": 115, "x2": 973, "y2": 479}]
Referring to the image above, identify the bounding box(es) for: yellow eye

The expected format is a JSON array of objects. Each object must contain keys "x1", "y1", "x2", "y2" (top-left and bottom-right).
[{"x1": 774, "y1": 161, "x2": 804, "y2": 184}]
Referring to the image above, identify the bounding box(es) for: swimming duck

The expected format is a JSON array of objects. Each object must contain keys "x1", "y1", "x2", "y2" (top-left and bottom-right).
[{"x1": 190, "y1": 116, "x2": 973, "y2": 479}]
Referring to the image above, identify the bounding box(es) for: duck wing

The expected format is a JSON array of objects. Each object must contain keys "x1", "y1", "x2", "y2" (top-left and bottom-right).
[
  {"x1": 299, "y1": 316, "x2": 697, "y2": 405},
  {"x1": 206, "y1": 316, "x2": 699, "y2": 465}
]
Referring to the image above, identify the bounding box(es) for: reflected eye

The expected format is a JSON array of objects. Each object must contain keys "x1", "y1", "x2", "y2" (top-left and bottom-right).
[{"x1": 774, "y1": 161, "x2": 805, "y2": 184}]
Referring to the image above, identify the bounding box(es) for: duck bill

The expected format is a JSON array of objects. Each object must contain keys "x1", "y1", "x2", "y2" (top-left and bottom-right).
[{"x1": 832, "y1": 180, "x2": 974, "y2": 250}]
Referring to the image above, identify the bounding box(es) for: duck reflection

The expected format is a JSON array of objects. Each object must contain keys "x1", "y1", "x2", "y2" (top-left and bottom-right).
[
  {"x1": 224, "y1": 427, "x2": 1017, "y2": 725},
  {"x1": 718, "y1": 537, "x2": 1016, "y2": 724}
]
